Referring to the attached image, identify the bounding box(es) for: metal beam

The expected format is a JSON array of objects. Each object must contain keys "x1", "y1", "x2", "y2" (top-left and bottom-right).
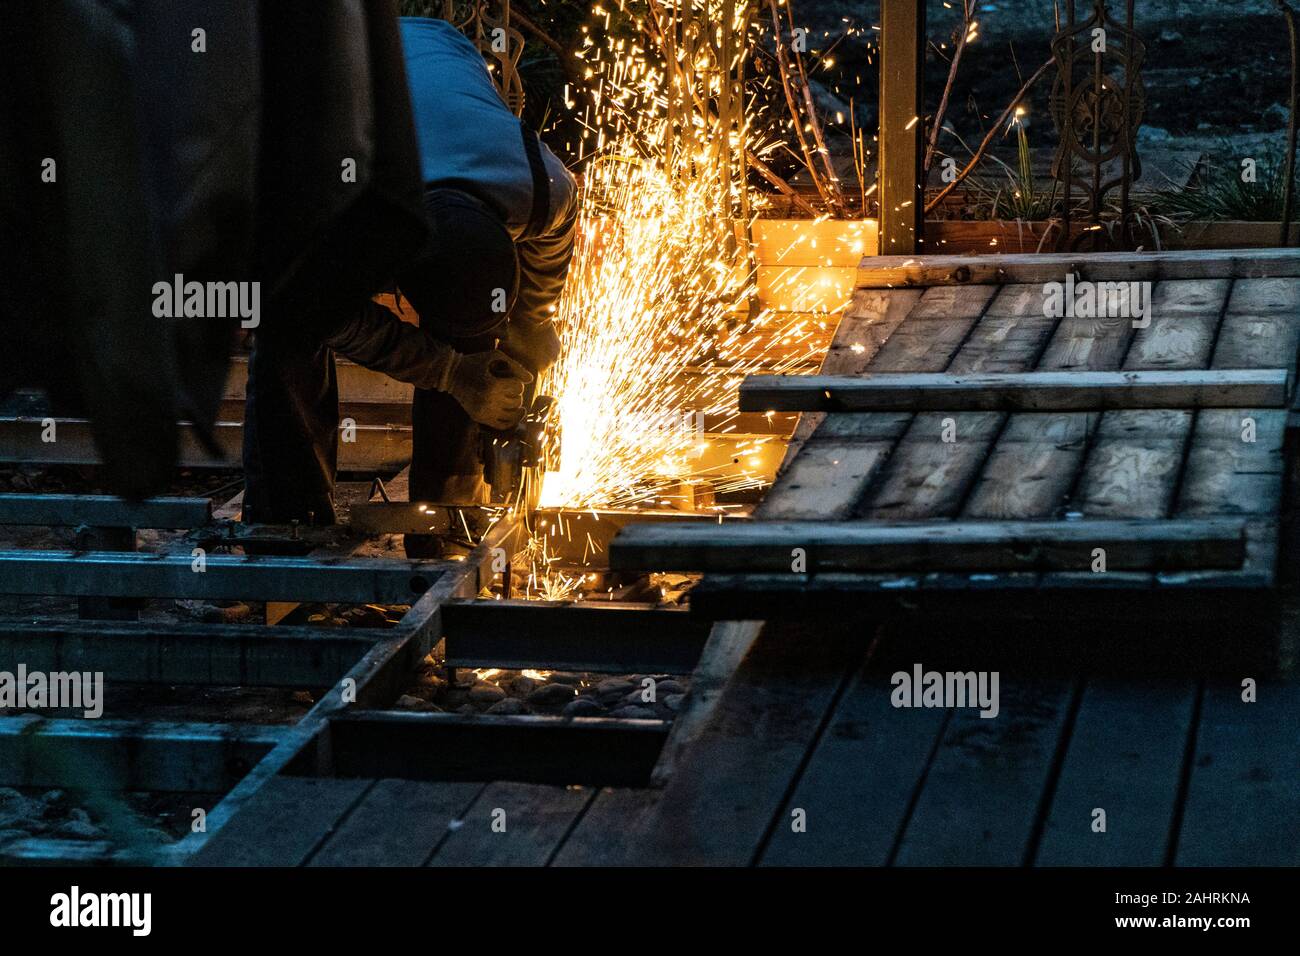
[
  {"x1": 0, "y1": 493, "x2": 212, "y2": 528},
  {"x1": 0, "y1": 550, "x2": 449, "y2": 603},
  {"x1": 532, "y1": 508, "x2": 749, "y2": 564},
  {"x1": 0, "y1": 417, "x2": 783, "y2": 480},
  {"x1": 878, "y1": 0, "x2": 926, "y2": 254},
  {"x1": 441, "y1": 598, "x2": 709, "y2": 673},
  {"x1": 322, "y1": 710, "x2": 670, "y2": 787},
  {"x1": 177, "y1": 517, "x2": 527, "y2": 860},
  {"x1": 0, "y1": 619, "x2": 373, "y2": 688},
  {"x1": 0, "y1": 716, "x2": 284, "y2": 791}
]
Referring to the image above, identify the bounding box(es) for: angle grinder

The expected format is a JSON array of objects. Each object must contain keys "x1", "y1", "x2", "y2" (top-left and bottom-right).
[{"x1": 479, "y1": 361, "x2": 558, "y2": 513}]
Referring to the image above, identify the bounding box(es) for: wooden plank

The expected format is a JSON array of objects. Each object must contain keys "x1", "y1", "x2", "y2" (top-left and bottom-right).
[
  {"x1": 1175, "y1": 410, "x2": 1286, "y2": 517},
  {"x1": 1176, "y1": 681, "x2": 1300, "y2": 866},
  {"x1": 308, "y1": 779, "x2": 484, "y2": 867},
  {"x1": 1072, "y1": 410, "x2": 1194, "y2": 518},
  {"x1": 550, "y1": 787, "x2": 664, "y2": 867},
  {"x1": 649, "y1": 619, "x2": 760, "y2": 786},
  {"x1": 757, "y1": 441, "x2": 895, "y2": 520},
  {"x1": 1034, "y1": 680, "x2": 1196, "y2": 867},
  {"x1": 429, "y1": 782, "x2": 592, "y2": 867},
  {"x1": 190, "y1": 777, "x2": 371, "y2": 867},
  {"x1": 569, "y1": 621, "x2": 863, "y2": 865},
  {"x1": 963, "y1": 412, "x2": 1095, "y2": 519},
  {"x1": 946, "y1": 312, "x2": 1059, "y2": 374},
  {"x1": 856, "y1": 412, "x2": 1004, "y2": 519},
  {"x1": 1124, "y1": 298, "x2": 1224, "y2": 371},
  {"x1": 689, "y1": 573, "x2": 1271, "y2": 625},
  {"x1": 739, "y1": 369, "x2": 1289, "y2": 414},
  {"x1": 858, "y1": 248, "x2": 1300, "y2": 288},
  {"x1": 893, "y1": 679, "x2": 1076, "y2": 866},
  {"x1": 759, "y1": 672, "x2": 947, "y2": 866},
  {"x1": 611, "y1": 517, "x2": 1247, "y2": 574},
  {"x1": 1042, "y1": 279, "x2": 1232, "y2": 589},
  {"x1": 440, "y1": 599, "x2": 708, "y2": 674},
  {"x1": 783, "y1": 288, "x2": 924, "y2": 456}
]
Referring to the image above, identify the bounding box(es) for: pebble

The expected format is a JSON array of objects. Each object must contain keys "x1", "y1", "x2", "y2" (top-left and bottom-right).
[
  {"x1": 562, "y1": 697, "x2": 607, "y2": 718},
  {"x1": 394, "y1": 694, "x2": 429, "y2": 710},
  {"x1": 456, "y1": 703, "x2": 478, "y2": 715},
  {"x1": 595, "y1": 678, "x2": 635, "y2": 697},
  {"x1": 468, "y1": 682, "x2": 507, "y2": 705},
  {"x1": 607, "y1": 705, "x2": 657, "y2": 720},
  {"x1": 510, "y1": 676, "x2": 538, "y2": 696},
  {"x1": 549, "y1": 673, "x2": 583, "y2": 685},
  {"x1": 527, "y1": 683, "x2": 577, "y2": 706},
  {"x1": 655, "y1": 680, "x2": 686, "y2": 696},
  {"x1": 664, "y1": 693, "x2": 686, "y2": 712},
  {"x1": 55, "y1": 820, "x2": 103, "y2": 840},
  {"x1": 619, "y1": 689, "x2": 652, "y2": 707},
  {"x1": 0, "y1": 829, "x2": 28, "y2": 846},
  {"x1": 486, "y1": 698, "x2": 526, "y2": 715}
]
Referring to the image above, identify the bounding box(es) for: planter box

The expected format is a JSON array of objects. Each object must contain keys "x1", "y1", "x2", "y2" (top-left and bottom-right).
[{"x1": 926, "y1": 219, "x2": 1300, "y2": 255}]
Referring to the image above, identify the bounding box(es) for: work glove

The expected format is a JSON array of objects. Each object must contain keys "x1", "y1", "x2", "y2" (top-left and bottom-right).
[
  {"x1": 445, "y1": 349, "x2": 534, "y2": 430},
  {"x1": 499, "y1": 316, "x2": 562, "y2": 373}
]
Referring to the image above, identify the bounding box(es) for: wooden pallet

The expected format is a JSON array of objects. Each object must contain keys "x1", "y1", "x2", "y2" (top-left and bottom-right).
[{"x1": 610, "y1": 249, "x2": 1300, "y2": 629}]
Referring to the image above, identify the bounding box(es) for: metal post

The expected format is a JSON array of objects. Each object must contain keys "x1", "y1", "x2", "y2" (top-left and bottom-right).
[{"x1": 878, "y1": 0, "x2": 926, "y2": 254}]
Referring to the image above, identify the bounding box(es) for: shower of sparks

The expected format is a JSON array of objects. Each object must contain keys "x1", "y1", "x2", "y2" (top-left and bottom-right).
[
  {"x1": 494, "y1": 1, "x2": 880, "y2": 599},
  {"x1": 534, "y1": 2, "x2": 834, "y2": 514}
]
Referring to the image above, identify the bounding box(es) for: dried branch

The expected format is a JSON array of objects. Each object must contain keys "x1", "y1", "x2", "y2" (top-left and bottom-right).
[
  {"x1": 926, "y1": 0, "x2": 975, "y2": 173},
  {"x1": 746, "y1": 150, "x2": 820, "y2": 217},
  {"x1": 766, "y1": 0, "x2": 842, "y2": 215},
  {"x1": 923, "y1": 57, "x2": 1053, "y2": 214},
  {"x1": 784, "y1": 1, "x2": 844, "y2": 206}
]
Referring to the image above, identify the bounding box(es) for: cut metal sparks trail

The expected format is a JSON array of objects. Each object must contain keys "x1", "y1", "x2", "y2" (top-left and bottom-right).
[{"x1": 536, "y1": 2, "x2": 830, "y2": 514}]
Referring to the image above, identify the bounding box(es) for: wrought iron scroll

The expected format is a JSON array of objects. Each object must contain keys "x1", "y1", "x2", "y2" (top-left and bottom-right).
[
  {"x1": 1048, "y1": 0, "x2": 1145, "y2": 249},
  {"x1": 442, "y1": 0, "x2": 526, "y2": 116}
]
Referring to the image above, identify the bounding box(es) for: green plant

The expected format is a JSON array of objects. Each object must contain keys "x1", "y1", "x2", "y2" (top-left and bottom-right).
[
  {"x1": 961, "y1": 113, "x2": 1059, "y2": 221},
  {"x1": 1156, "y1": 147, "x2": 1294, "y2": 222}
]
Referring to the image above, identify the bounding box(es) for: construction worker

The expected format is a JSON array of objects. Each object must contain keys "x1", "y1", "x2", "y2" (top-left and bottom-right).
[{"x1": 242, "y1": 15, "x2": 578, "y2": 551}]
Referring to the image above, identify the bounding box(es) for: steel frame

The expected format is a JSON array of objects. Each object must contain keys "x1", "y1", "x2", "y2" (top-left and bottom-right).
[{"x1": 0, "y1": 493, "x2": 709, "y2": 865}]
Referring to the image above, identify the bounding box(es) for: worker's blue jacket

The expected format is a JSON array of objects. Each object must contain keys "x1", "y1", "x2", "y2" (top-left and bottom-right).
[{"x1": 399, "y1": 17, "x2": 577, "y2": 327}]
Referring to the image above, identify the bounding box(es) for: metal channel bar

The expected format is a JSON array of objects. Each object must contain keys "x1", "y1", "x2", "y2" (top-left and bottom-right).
[
  {"x1": 0, "y1": 493, "x2": 212, "y2": 528},
  {"x1": 176, "y1": 516, "x2": 527, "y2": 864},
  {"x1": 0, "y1": 416, "x2": 785, "y2": 478},
  {"x1": 324, "y1": 710, "x2": 670, "y2": 787},
  {"x1": 440, "y1": 598, "x2": 708, "y2": 674},
  {"x1": 0, "y1": 619, "x2": 373, "y2": 689},
  {"x1": 0, "y1": 715, "x2": 285, "y2": 792},
  {"x1": 0, "y1": 550, "x2": 450, "y2": 603}
]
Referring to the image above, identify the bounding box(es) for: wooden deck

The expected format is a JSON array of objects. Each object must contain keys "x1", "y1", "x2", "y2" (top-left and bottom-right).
[{"x1": 192, "y1": 249, "x2": 1300, "y2": 867}]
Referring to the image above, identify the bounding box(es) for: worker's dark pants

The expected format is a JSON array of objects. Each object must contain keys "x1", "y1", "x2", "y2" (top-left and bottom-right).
[{"x1": 241, "y1": 305, "x2": 492, "y2": 529}]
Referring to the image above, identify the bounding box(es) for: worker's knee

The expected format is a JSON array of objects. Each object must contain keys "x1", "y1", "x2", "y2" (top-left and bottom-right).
[{"x1": 397, "y1": 187, "x2": 518, "y2": 340}]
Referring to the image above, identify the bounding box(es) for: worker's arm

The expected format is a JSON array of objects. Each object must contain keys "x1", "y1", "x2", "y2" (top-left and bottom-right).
[
  {"x1": 501, "y1": 161, "x2": 578, "y2": 371},
  {"x1": 514, "y1": 155, "x2": 579, "y2": 327},
  {"x1": 323, "y1": 301, "x2": 531, "y2": 429}
]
